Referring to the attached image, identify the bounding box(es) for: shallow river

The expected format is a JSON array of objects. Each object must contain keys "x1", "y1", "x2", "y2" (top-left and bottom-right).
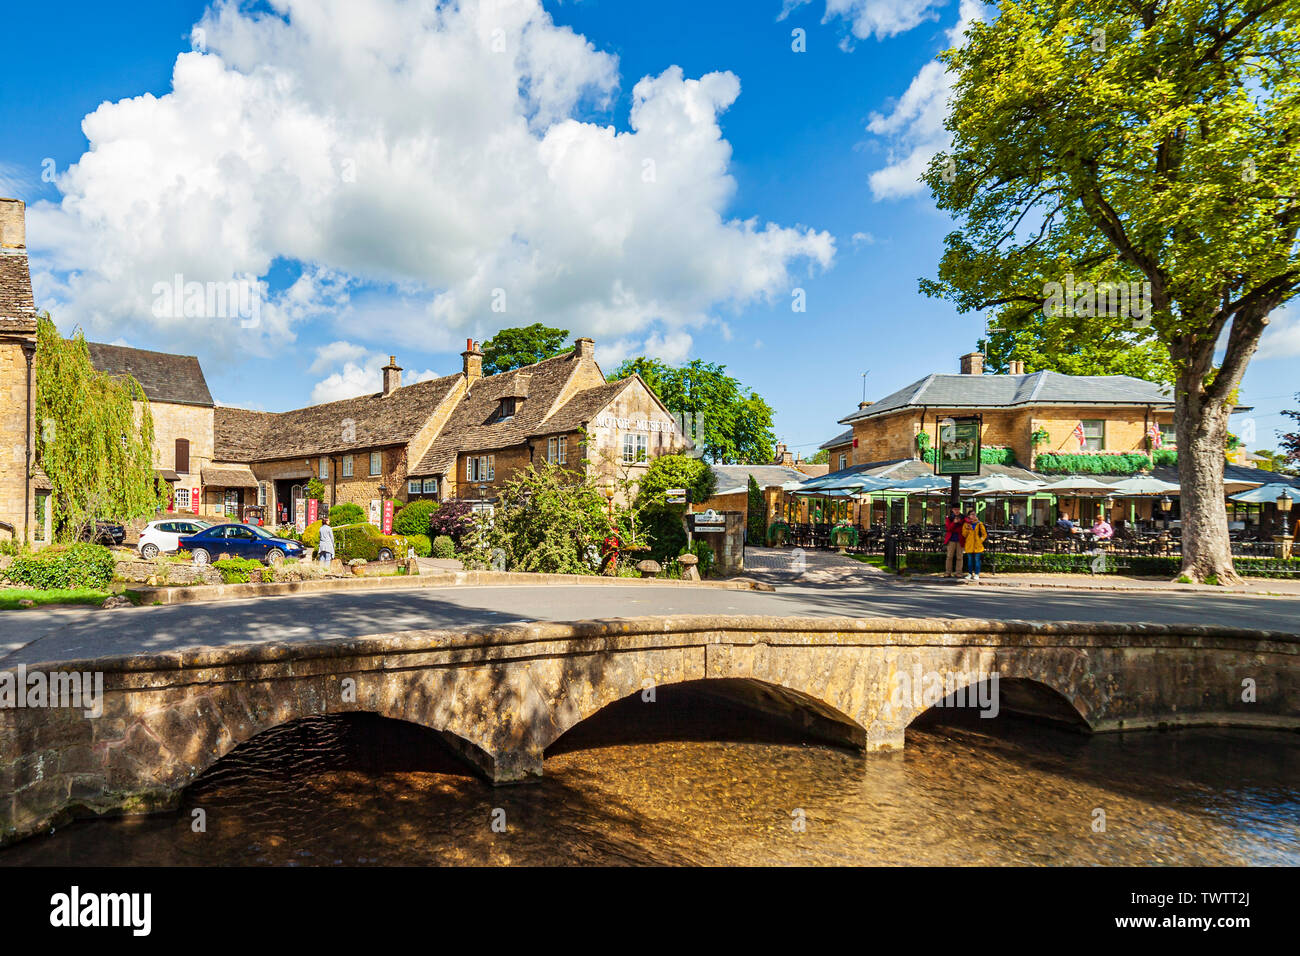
[{"x1": 3, "y1": 687, "x2": 1297, "y2": 866}]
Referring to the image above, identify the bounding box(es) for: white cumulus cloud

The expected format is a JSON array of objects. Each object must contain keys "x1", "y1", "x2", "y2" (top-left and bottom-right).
[
  {"x1": 26, "y1": 0, "x2": 833, "y2": 362},
  {"x1": 309, "y1": 341, "x2": 440, "y2": 403},
  {"x1": 780, "y1": 0, "x2": 949, "y2": 43}
]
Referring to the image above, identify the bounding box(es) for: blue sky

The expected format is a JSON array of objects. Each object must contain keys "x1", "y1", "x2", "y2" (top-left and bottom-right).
[{"x1": 1, "y1": 0, "x2": 1295, "y2": 456}]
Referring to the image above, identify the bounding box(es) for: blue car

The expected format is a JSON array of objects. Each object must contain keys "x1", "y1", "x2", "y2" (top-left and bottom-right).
[{"x1": 179, "y1": 523, "x2": 306, "y2": 566}]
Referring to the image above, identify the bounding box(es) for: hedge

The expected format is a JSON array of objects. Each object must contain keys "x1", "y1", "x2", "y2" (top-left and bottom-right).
[
  {"x1": 405, "y1": 533, "x2": 432, "y2": 558},
  {"x1": 893, "y1": 550, "x2": 1299, "y2": 578},
  {"x1": 1034, "y1": 452, "x2": 1153, "y2": 474},
  {"x1": 329, "y1": 502, "x2": 366, "y2": 525},
  {"x1": 213, "y1": 557, "x2": 266, "y2": 584},
  {"x1": 432, "y1": 535, "x2": 456, "y2": 559},
  {"x1": 6, "y1": 543, "x2": 115, "y2": 590},
  {"x1": 394, "y1": 499, "x2": 440, "y2": 536},
  {"x1": 333, "y1": 523, "x2": 411, "y2": 562}
]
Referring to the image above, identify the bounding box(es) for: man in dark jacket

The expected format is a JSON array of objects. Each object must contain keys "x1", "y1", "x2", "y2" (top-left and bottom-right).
[{"x1": 944, "y1": 504, "x2": 964, "y2": 578}]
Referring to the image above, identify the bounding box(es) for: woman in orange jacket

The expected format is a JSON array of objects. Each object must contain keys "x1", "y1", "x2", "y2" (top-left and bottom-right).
[{"x1": 961, "y1": 508, "x2": 987, "y2": 582}]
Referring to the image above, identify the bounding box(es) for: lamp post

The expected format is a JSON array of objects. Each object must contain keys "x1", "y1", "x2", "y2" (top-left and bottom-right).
[
  {"x1": 1276, "y1": 489, "x2": 1294, "y2": 560},
  {"x1": 1158, "y1": 495, "x2": 1172, "y2": 531}
]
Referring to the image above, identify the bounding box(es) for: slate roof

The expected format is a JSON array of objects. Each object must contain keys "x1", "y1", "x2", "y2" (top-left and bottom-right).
[
  {"x1": 840, "y1": 370, "x2": 1176, "y2": 424},
  {"x1": 410, "y1": 352, "x2": 595, "y2": 476},
  {"x1": 201, "y1": 464, "x2": 259, "y2": 488},
  {"x1": 813, "y1": 458, "x2": 1044, "y2": 485},
  {"x1": 87, "y1": 342, "x2": 214, "y2": 407},
  {"x1": 214, "y1": 373, "x2": 463, "y2": 462},
  {"x1": 710, "y1": 464, "x2": 813, "y2": 496},
  {"x1": 820, "y1": 428, "x2": 854, "y2": 450},
  {"x1": 0, "y1": 253, "x2": 37, "y2": 332}
]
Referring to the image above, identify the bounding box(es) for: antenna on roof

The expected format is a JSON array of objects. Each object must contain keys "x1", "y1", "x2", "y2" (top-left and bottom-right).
[{"x1": 861, "y1": 370, "x2": 871, "y2": 403}]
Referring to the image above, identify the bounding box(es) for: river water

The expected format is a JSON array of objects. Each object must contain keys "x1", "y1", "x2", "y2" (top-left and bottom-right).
[{"x1": 3, "y1": 687, "x2": 1297, "y2": 866}]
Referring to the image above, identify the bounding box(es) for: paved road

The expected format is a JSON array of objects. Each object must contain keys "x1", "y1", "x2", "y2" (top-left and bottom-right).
[{"x1": 2, "y1": 578, "x2": 1297, "y2": 666}]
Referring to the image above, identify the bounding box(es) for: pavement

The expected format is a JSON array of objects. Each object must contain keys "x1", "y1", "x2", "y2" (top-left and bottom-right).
[{"x1": 2, "y1": 553, "x2": 1298, "y2": 666}]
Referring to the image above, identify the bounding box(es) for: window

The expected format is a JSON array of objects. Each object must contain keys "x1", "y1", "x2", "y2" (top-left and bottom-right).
[
  {"x1": 175, "y1": 438, "x2": 190, "y2": 474},
  {"x1": 408, "y1": 479, "x2": 422, "y2": 496},
  {"x1": 466, "y1": 455, "x2": 496, "y2": 482},
  {"x1": 257, "y1": 482, "x2": 267, "y2": 507},
  {"x1": 838, "y1": 453, "x2": 848, "y2": 471},
  {"x1": 423, "y1": 478, "x2": 438, "y2": 495},
  {"x1": 558, "y1": 436, "x2": 566, "y2": 465},
  {"x1": 547, "y1": 436, "x2": 568, "y2": 464},
  {"x1": 1158, "y1": 423, "x2": 1176, "y2": 448},
  {"x1": 175, "y1": 487, "x2": 190, "y2": 511},
  {"x1": 1081, "y1": 420, "x2": 1105, "y2": 452},
  {"x1": 622, "y1": 432, "x2": 648, "y2": 464},
  {"x1": 492, "y1": 397, "x2": 517, "y2": 423},
  {"x1": 369, "y1": 452, "x2": 382, "y2": 476},
  {"x1": 342, "y1": 455, "x2": 353, "y2": 478},
  {"x1": 318, "y1": 456, "x2": 328, "y2": 479}
]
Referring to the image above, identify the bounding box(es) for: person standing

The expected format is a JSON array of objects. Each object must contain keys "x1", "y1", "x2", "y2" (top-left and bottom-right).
[
  {"x1": 962, "y1": 508, "x2": 987, "y2": 582},
  {"x1": 318, "y1": 514, "x2": 335, "y2": 567},
  {"x1": 943, "y1": 504, "x2": 964, "y2": 578}
]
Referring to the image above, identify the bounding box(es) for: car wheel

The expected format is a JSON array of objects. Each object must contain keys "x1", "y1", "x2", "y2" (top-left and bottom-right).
[
  {"x1": 140, "y1": 543, "x2": 159, "y2": 560},
  {"x1": 377, "y1": 547, "x2": 394, "y2": 562},
  {"x1": 192, "y1": 548, "x2": 211, "y2": 566},
  {"x1": 265, "y1": 549, "x2": 284, "y2": 566}
]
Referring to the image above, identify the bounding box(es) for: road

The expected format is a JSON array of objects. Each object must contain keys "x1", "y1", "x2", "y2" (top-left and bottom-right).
[{"x1": 2, "y1": 578, "x2": 1297, "y2": 667}]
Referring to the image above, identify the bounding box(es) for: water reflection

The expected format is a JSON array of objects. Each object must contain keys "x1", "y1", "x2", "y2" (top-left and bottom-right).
[{"x1": 3, "y1": 687, "x2": 1296, "y2": 866}]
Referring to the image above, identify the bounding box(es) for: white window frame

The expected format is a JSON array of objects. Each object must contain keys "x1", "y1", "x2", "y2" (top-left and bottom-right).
[
  {"x1": 1158, "y1": 423, "x2": 1176, "y2": 448},
  {"x1": 466, "y1": 455, "x2": 496, "y2": 483},
  {"x1": 175, "y1": 487, "x2": 190, "y2": 511},
  {"x1": 423, "y1": 478, "x2": 438, "y2": 495},
  {"x1": 408, "y1": 479, "x2": 421, "y2": 496},
  {"x1": 558, "y1": 436, "x2": 567, "y2": 465},
  {"x1": 257, "y1": 482, "x2": 267, "y2": 507},
  {"x1": 622, "y1": 432, "x2": 648, "y2": 464},
  {"x1": 838, "y1": 453, "x2": 847, "y2": 471},
  {"x1": 342, "y1": 455, "x2": 354, "y2": 477},
  {"x1": 318, "y1": 456, "x2": 328, "y2": 479},
  {"x1": 547, "y1": 437, "x2": 557, "y2": 463},
  {"x1": 1081, "y1": 420, "x2": 1105, "y2": 452},
  {"x1": 369, "y1": 451, "x2": 382, "y2": 476}
]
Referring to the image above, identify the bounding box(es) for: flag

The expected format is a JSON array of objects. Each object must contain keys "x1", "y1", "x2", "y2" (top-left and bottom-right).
[
  {"x1": 1072, "y1": 422, "x2": 1086, "y2": 449},
  {"x1": 1147, "y1": 422, "x2": 1162, "y2": 450}
]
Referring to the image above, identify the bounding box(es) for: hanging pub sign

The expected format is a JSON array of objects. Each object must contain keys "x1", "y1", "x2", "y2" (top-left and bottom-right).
[{"x1": 934, "y1": 415, "x2": 982, "y2": 476}]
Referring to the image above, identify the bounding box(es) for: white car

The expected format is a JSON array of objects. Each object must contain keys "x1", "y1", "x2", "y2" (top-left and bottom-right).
[{"x1": 138, "y1": 518, "x2": 213, "y2": 559}]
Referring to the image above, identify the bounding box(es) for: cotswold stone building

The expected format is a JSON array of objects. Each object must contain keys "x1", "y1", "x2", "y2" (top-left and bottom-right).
[
  {"x1": 0, "y1": 199, "x2": 40, "y2": 544},
  {"x1": 210, "y1": 338, "x2": 684, "y2": 526}
]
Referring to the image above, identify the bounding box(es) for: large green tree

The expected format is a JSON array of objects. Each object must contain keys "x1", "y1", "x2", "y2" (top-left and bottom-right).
[
  {"x1": 610, "y1": 357, "x2": 777, "y2": 464},
  {"x1": 922, "y1": 0, "x2": 1300, "y2": 583},
  {"x1": 979, "y1": 316, "x2": 1175, "y2": 382},
  {"x1": 480, "y1": 323, "x2": 570, "y2": 374},
  {"x1": 35, "y1": 316, "x2": 167, "y2": 538}
]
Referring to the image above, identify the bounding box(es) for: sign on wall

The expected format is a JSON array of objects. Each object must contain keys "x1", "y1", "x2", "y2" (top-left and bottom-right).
[
  {"x1": 192, "y1": 488, "x2": 200, "y2": 514},
  {"x1": 382, "y1": 499, "x2": 394, "y2": 535},
  {"x1": 691, "y1": 509, "x2": 725, "y2": 533},
  {"x1": 934, "y1": 415, "x2": 982, "y2": 476},
  {"x1": 307, "y1": 498, "x2": 319, "y2": 526}
]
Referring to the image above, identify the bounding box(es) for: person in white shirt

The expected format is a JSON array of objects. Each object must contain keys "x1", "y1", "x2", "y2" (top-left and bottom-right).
[{"x1": 318, "y1": 514, "x2": 335, "y2": 566}]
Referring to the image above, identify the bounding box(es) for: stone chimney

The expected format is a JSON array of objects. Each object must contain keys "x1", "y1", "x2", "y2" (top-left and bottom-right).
[
  {"x1": 573, "y1": 337, "x2": 595, "y2": 360},
  {"x1": 774, "y1": 442, "x2": 794, "y2": 466},
  {"x1": 0, "y1": 198, "x2": 25, "y2": 251},
  {"x1": 461, "y1": 338, "x2": 483, "y2": 382},
  {"x1": 858, "y1": 400, "x2": 873, "y2": 410},
  {"x1": 381, "y1": 355, "x2": 402, "y2": 396},
  {"x1": 1008, "y1": 359, "x2": 1025, "y2": 375},
  {"x1": 960, "y1": 351, "x2": 985, "y2": 375}
]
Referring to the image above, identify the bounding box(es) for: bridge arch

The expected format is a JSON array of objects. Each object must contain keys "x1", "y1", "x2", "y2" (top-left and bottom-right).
[{"x1": 902, "y1": 675, "x2": 1092, "y2": 731}]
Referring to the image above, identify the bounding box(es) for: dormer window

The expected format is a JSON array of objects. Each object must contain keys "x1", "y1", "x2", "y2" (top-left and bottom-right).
[{"x1": 491, "y1": 397, "x2": 518, "y2": 423}]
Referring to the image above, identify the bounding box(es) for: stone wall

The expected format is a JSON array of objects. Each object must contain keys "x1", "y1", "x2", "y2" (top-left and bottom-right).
[{"x1": 2, "y1": 615, "x2": 1296, "y2": 846}]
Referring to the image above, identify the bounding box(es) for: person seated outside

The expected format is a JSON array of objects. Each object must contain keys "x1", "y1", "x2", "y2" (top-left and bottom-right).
[
  {"x1": 1056, "y1": 512, "x2": 1078, "y2": 533},
  {"x1": 1091, "y1": 516, "x2": 1114, "y2": 540}
]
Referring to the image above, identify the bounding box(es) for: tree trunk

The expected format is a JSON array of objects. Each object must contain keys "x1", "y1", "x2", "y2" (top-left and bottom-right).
[{"x1": 1174, "y1": 374, "x2": 1239, "y2": 584}]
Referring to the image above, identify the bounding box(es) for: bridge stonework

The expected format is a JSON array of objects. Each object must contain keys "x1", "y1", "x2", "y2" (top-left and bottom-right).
[{"x1": 2, "y1": 615, "x2": 1298, "y2": 845}]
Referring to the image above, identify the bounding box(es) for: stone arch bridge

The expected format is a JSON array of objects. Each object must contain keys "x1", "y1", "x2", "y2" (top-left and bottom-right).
[{"x1": 2, "y1": 615, "x2": 1298, "y2": 845}]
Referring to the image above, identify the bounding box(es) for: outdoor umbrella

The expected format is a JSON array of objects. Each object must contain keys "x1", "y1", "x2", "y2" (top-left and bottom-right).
[
  {"x1": 964, "y1": 474, "x2": 1046, "y2": 494},
  {"x1": 1040, "y1": 475, "x2": 1116, "y2": 494},
  {"x1": 1228, "y1": 482, "x2": 1300, "y2": 503},
  {"x1": 1108, "y1": 475, "x2": 1179, "y2": 495},
  {"x1": 818, "y1": 474, "x2": 896, "y2": 493},
  {"x1": 882, "y1": 474, "x2": 952, "y2": 494}
]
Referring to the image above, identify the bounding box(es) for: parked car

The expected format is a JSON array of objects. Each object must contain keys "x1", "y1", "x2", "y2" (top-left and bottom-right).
[
  {"x1": 179, "y1": 523, "x2": 307, "y2": 566},
  {"x1": 137, "y1": 519, "x2": 213, "y2": 559},
  {"x1": 90, "y1": 520, "x2": 126, "y2": 546}
]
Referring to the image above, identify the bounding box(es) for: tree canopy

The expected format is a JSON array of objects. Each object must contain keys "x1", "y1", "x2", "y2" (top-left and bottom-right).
[
  {"x1": 610, "y1": 357, "x2": 776, "y2": 464},
  {"x1": 979, "y1": 317, "x2": 1175, "y2": 383},
  {"x1": 35, "y1": 316, "x2": 166, "y2": 538},
  {"x1": 921, "y1": 0, "x2": 1300, "y2": 582},
  {"x1": 481, "y1": 323, "x2": 571, "y2": 374}
]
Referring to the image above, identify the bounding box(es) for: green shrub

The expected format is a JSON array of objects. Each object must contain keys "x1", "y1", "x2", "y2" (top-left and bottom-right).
[
  {"x1": 332, "y1": 523, "x2": 411, "y2": 562},
  {"x1": 924, "y1": 446, "x2": 1018, "y2": 466},
  {"x1": 213, "y1": 557, "x2": 267, "y2": 584},
  {"x1": 1152, "y1": 449, "x2": 1178, "y2": 466},
  {"x1": 1034, "y1": 452, "x2": 1153, "y2": 474},
  {"x1": 329, "y1": 502, "x2": 365, "y2": 525},
  {"x1": 394, "y1": 499, "x2": 440, "y2": 536},
  {"x1": 432, "y1": 535, "x2": 456, "y2": 559},
  {"x1": 746, "y1": 475, "x2": 766, "y2": 546},
  {"x1": 7, "y1": 543, "x2": 115, "y2": 590},
  {"x1": 405, "y1": 533, "x2": 432, "y2": 557},
  {"x1": 301, "y1": 519, "x2": 323, "y2": 550}
]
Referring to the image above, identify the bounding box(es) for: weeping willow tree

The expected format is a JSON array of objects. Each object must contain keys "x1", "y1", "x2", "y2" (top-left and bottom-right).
[{"x1": 35, "y1": 316, "x2": 167, "y2": 539}]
